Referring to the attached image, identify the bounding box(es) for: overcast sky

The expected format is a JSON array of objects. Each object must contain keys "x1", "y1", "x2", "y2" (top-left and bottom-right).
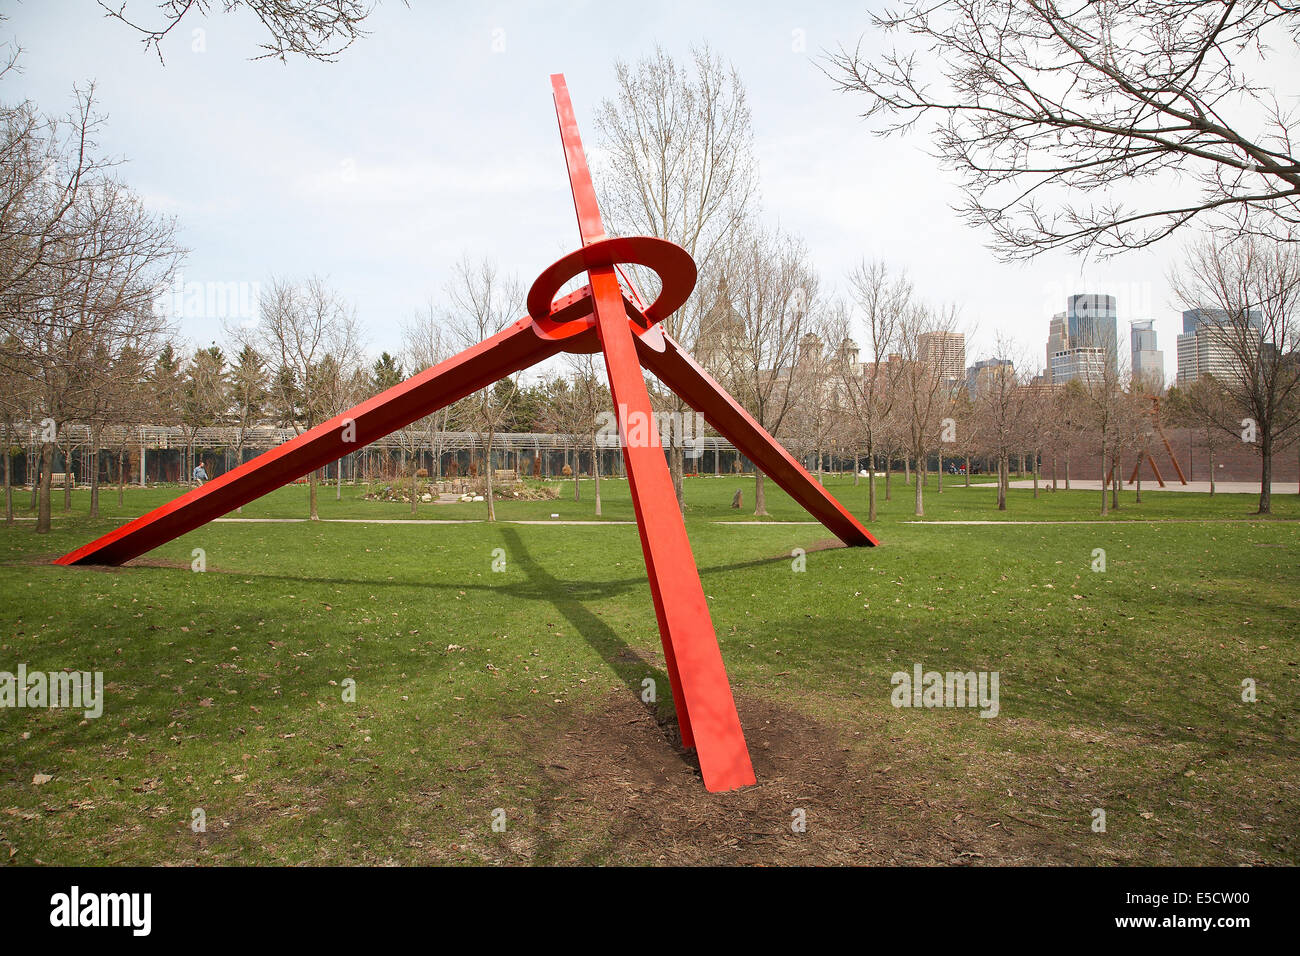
[{"x1": 8, "y1": 0, "x2": 1295, "y2": 382}]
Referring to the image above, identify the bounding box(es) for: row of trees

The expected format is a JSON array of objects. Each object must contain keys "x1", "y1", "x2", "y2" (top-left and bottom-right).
[
  {"x1": 4, "y1": 10, "x2": 1296, "y2": 533},
  {"x1": 0, "y1": 38, "x2": 181, "y2": 531},
  {"x1": 679, "y1": 224, "x2": 1298, "y2": 519}
]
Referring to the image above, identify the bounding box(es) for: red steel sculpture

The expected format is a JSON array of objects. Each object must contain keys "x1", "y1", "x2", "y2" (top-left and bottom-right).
[{"x1": 57, "y1": 75, "x2": 879, "y2": 792}]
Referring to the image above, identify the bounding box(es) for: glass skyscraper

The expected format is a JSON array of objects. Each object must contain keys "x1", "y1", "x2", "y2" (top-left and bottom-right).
[{"x1": 1067, "y1": 294, "x2": 1118, "y2": 373}]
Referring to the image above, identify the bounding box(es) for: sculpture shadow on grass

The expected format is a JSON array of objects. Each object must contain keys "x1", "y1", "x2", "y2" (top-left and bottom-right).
[{"x1": 201, "y1": 531, "x2": 802, "y2": 768}]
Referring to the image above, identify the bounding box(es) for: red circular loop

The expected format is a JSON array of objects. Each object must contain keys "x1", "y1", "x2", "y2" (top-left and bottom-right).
[{"x1": 526, "y1": 235, "x2": 696, "y2": 328}]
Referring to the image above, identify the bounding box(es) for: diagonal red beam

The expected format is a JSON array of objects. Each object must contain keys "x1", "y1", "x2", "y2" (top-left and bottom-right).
[
  {"x1": 55, "y1": 309, "x2": 575, "y2": 567},
  {"x1": 636, "y1": 329, "x2": 879, "y2": 548},
  {"x1": 549, "y1": 74, "x2": 755, "y2": 792}
]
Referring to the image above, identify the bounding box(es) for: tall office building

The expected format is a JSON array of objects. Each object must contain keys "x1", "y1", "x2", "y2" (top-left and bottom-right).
[
  {"x1": 919, "y1": 331, "x2": 966, "y2": 387},
  {"x1": 1129, "y1": 320, "x2": 1164, "y2": 387},
  {"x1": 1045, "y1": 294, "x2": 1118, "y2": 383},
  {"x1": 1050, "y1": 347, "x2": 1108, "y2": 384},
  {"x1": 1045, "y1": 312, "x2": 1067, "y2": 384},
  {"x1": 1176, "y1": 308, "x2": 1262, "y2": 384},
  {"x1": 1067, "y1": 293, "x2": 1118, "y2": 373},
  {"x1": 966, "y1": 357, "x2": 1014, "y2": 399}
]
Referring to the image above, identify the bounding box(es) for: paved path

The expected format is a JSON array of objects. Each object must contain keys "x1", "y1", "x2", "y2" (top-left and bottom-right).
[
  {"x1": 1004, "y1": 479, "x2": 1293, "y2": 495},
  {"x1": 905, "y1": 518, "x2": 1294, "y2": 525},
  {"x1": 211, "y1": 517, "x2": 635, "y2": 525}
]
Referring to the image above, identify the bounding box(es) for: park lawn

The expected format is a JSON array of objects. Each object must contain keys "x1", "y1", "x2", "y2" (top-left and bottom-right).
[{"x1": 0, "y1": 474, "x2": 1296, "y2": 865}]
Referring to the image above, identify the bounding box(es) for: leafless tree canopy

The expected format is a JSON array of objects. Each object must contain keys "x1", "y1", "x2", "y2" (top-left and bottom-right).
[
  {"x1": 1170, "y1": 230, "x2": 1300, "y2": 511},
  {"x1": 594, "y1": 44, "x2": 758, "y2": 509},
  {"x1": 595, "y1": 43, "x2": 758, "y2": 340},
  {"x1": 443, "y1": 256, "x2": 523, "y2": 521},
  {"x1": 97, "y1": 0, "x2": 381, "y2": 62},
  {"x1": 827, "y1": 1, "x2": 1300, "y2": 258}
]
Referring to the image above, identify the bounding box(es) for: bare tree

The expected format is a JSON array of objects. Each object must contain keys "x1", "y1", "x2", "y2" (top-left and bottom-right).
[
  {"x1": 895, "y1": 302, "x2": 961, "y2": 516},
  {"x1": 400, "y1": 303, "x2": 451, "y2": 484},
  {"x1": 562, "y1": 353, "x2": 611, "y2": 515},
  {"x1": 2, "y1": 171, "x2": 179, "y2": 532},
  {"x1": 827, "y1": 1, "x2": 1300, "y2": 258},
  {"x1": 180, "y1": 344, "x2": 228, "y2": 481},
  {"x1": 1, "y1": 78, "x2": 116, "y2": 319},
  {"x1": 223, "y1": 341, "x2": 267, "y2": 510},
  {"x1": 100, "y1": 341, "x2": 152, "y2": 507},
  {"x1": 443, "y1": 256, "x2": 521, "y2": 522},
  {"x1": 97, "y1": 0, "x2": 381, "y2": 62},
  {"x1": 255, "y1": 275, "x2": 362, "y2": 519},
  {"x1": 712, "y1": 226, "x2": 819, "y2": 516},
  {"x1": 972, "y1": 339, "x2": 1033, "y2": 510},
  {"x1": 786, "y1": 327, "x2": 840, "y2": 488},
  {"x1": 838, "y1": 259, "x2": 909, "y2": 519},
  {"x1": 1170, "y1": 230, "x2": 1300, "y2": 512},
  {"x1": 1168, "y1": 377, "x2": 1233, "y2": 494},
  {"x1": 1064, "y1": 353, "x2": 1133, "y2": 515},
  {"x1": 0, "y1": 331, "x2": 28, "y2": 523},
  {"x1": 595, "y1": 43, "x2": 758, "y2": 509}
]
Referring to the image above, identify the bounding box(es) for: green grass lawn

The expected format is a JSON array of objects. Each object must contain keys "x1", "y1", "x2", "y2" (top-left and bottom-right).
[{"x1": 1, "y1": 474, "x2": 1296, "y2": 865}]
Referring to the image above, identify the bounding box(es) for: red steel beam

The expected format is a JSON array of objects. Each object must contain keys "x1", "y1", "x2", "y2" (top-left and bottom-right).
[
  {"x1": 637, "y1": 329, "x2": 879, "y2": 548},
  {"x1": 56, "y1": 312, "x2": 572, "y2": 567},
  {"x1": 549, "y1": 74, "x2": 755, "y2": 792}
]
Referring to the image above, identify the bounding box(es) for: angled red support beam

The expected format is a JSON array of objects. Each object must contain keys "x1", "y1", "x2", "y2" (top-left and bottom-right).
[
  {"x1": 547, "y1": 74, "x2": 754, "y2": 792},
  {"x1": 636, "y1": 329, "x2": 879, "y2": 548},
  {"x1": 56, "y1": 308, "x2": 574, "y2": 567}
]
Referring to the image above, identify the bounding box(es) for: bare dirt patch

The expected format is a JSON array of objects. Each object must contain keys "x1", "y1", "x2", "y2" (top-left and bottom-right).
[{"x1": 508, "y1": 690, "x2": 1083, "y2": 865}]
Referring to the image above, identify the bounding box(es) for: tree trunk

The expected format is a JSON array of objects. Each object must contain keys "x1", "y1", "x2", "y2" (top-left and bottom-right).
[
  {"x1": 937, "y1": 452, "x2": 944, "y2": 493},
  {"x1": 754, "y1": 470, "x2": 768, "y2": 517},
  {"x1": 118, "y1": 447, "x2": 127, "y2": 507},
  {"x1": 867, "y1": 463, "x2": 877, "y2": 522},
  {"x1": 670, "y1": 441, "x2": 684, "y2": 512},
  {"x1": 1051, "y1": 450, "x2": 1058, "y2": 491},
  {"x1": 885, "y1": 455, "x2": 892, "y2": 501},
  {"x1": 36, "y1": 441, "x2": 54, "y2": 534},
  {"x1": 904, "y1": 456, "x2": 911, "y2": 485},
  {"x1": 1032, "y1": 451, "x2": 1039, "y2": 499},
  {"x1": 1208, "y1": 436, "x2": 1216, "y2": 495},
  {"x1": 3, "y1": 420, "x2": 11, "y2": 525},
  {"x1": 485, "y1": 431, "x2": 497, "y2": 522},
  {"x1": 1258, "y1": 434, "x2": 1272, "y2": 515},
  {"x1": 997, "y1": 454, "x2": 1007, "y2": 511},
  {"x1": 867, "y1": 442, "x2": 877, "y2": 522},
  {"x1": 964, "y1": 455, "x2": 971, "y2": 487},
  {"x1": 1111, "y1": 450, "x2": 1120, "y2": 511},
  {"x1": 1065, "y1": 455, "x2": 1071, "y2": 491},
  {"x1": 309, "y1": 468, "x2": 319, "y2": 520},
  {"x1": 1099, "y1": 438, "x2": 1108, "y2": 516},
  {"x1": 409, "y1": 454, "x2": 419, "y2": 515},
  {"x1": 913, "y1": 451, "x2": 924, "y2": 517},
  {"x1": 62, "y1": 435, "x2": 73, "y2": 512},
  {"x1": 89, "y1": 433, "x2": 101, "y2": 518},
  {"x1": 592, "y1": 436, "x2": 602, "y2": 517}
]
